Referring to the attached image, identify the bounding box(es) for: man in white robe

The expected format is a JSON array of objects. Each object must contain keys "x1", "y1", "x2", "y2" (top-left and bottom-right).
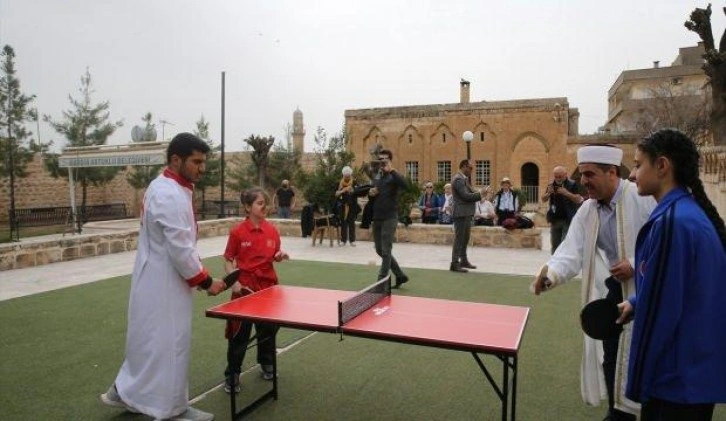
[
  {"x1": 531, "y1": 145, "x2": 656, "y2": 420},
  {"x1": 101, "y1": 133, "x2": 226, "y2": 421}
]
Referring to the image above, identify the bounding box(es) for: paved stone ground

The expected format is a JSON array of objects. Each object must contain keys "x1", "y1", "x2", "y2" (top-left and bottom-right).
[{"x1": 0, "y1": 222, "x2": 552, "y2": 301}]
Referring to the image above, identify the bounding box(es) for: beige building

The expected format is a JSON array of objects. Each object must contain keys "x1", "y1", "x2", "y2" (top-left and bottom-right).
[
  {"x1": 345, "y1": 80, "x2": 580, "y2": 206},
  {"x1": 604, "y1": 43, "x2": 708, "y2": 136}
]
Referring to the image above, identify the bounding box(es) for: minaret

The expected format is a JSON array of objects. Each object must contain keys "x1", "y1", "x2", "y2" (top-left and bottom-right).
[
  {"x1": 460, "y1": 79, "x2": 470, "y2": 104},
  {"x1": 292, "y1": 107, "x2": 305, "y2": 153}
]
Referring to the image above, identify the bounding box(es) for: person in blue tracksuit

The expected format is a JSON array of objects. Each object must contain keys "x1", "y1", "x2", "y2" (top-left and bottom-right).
[{"x1": 618, "y1": 129, "x2": 726, "y2": 421}]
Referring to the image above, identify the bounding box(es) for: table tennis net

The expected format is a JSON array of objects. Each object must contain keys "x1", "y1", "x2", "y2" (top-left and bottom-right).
[{"x1": 338, "y1": 275, "x2": 391, "y2": 326}]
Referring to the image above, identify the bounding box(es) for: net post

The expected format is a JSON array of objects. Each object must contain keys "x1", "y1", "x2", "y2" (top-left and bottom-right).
[{"x1": 337, "y1": 300, "x2": 344, "y2": 341}]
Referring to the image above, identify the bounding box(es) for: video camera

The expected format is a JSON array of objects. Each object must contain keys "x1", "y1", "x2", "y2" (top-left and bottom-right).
[
  {"x1": 549, "y1": 180, "x2": 563, "y2": 193},
  {"x1": 365, "y1": 144, "x2": 385, "y2": 181}
]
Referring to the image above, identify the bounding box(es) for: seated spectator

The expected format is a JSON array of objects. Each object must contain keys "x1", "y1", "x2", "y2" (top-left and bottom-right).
[
  {"x1": 474, "y1": 188, "x2": 496, "y2": 226},
  {"x1": 493, "y1": 177, "x2": 520, "y2": 226},
  {"x1": 418, "y1": 181, "x2": 442, "y2": 224},
  {"x1": 439, "y1": 183, "x2": 454, "y2": 225}
]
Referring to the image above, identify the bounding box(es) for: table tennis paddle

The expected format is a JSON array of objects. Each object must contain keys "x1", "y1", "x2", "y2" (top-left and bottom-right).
[
  {"x1": 580, "y1": 298, "x2": 623, "y2": 340},
  {"x1": 223, "y1": 269, "x2": 241, "y2": 289},
  {"x1": 223, "y1": 268, "x2": 258, "y2": 297},
  {"x1": 529, "y1": 265, "x2": 553, "y2": 294}
]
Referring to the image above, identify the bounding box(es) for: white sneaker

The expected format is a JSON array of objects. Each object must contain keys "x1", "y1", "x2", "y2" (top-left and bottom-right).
[
  {"x1": 100, "y1": 384, "x2": 139, "y2": 413},
  {"x1": 165, "y1": 406, "x2": 214, "y2": 421},
  {"x1": 260, "y1": 364, "x2": 274, "y2": 381},
  {"x1": 339, "y1": 242, "x2": 346, "y2": 247},
  {"x1": 350, "y1": 242, "x2": 356, "y2": 247},
  {"x1": 223, "y1": 374, "x2": 240, "y2": 394}
]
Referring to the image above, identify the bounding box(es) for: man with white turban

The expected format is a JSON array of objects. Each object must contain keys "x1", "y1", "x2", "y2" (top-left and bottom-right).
[{"x1": 531, "y1": 145, "x2": 656, "y2": 420}]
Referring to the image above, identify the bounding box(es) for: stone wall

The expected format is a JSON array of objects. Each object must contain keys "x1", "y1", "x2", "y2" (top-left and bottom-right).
[{"x1": 0, "y1": 218, "x2": 541, "y2": 271}]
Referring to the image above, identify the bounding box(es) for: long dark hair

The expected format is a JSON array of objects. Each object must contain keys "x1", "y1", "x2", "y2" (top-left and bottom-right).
[{"x1": 637, "y1": 128, "x2": 726, "y2": 249}]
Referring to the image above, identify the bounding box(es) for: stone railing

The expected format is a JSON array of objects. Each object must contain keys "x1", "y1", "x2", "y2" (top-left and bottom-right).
[
  {"x1": 0, "y1": 218, "x2": 541, "y2": 271},
  {"x1": 700, "y1": 146, "x2": 726, "y2": 217}
]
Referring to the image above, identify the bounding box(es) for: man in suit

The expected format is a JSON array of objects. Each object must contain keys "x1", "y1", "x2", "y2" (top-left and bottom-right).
[{"x1": 450, "y1": 159, "x2": 487, "y2": 273}]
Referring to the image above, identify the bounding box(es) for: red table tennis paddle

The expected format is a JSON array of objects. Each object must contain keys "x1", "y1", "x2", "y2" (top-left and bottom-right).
[{"x1": 580, "y1": 298, "x2": 623, "y2": 340}]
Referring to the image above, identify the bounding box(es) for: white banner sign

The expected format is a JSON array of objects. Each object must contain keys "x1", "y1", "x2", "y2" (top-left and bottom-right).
[{"x1": 59, "y1": 152, "x2": 165, "y2": 168}]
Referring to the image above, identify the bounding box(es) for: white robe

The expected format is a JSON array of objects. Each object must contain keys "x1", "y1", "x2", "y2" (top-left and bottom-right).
[
  {"x1": 115, "y1": 173, "x2": 206, "y2": 419},
  {"x1": 543, "y1": 179, "x2": 655, "y2": 415}
]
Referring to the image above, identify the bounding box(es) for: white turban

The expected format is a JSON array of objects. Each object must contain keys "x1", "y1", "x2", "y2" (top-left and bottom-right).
[
  {"x1": 342, "y1": 166, "x2": 353, "y2": 176},
  {"x1": 577, "y1": 145, "x2": 623, "y2": 166}
]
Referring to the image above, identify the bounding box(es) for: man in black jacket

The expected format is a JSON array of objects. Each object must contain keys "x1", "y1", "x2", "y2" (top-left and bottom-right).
[
  {"x1": 368, "y1": 149, "x2": 409, "y2": 288},
  {"x1": 541, "y1": 166, "x2": 583, "y2": 253}
]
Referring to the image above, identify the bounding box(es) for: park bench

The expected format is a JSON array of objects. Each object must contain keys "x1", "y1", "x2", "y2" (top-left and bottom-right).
[
  {"x1": 81, "y1": 203, "x2": 131, "y2": 222},
  {"x1": 13, "y1": 206, "x2": 72, "y2": 227},
  {"x1": 13, "y1": 203, "x2": 131, "y2": 229},
  {"x1": 198, "y1": 200, "x2": 240, "y2": 219}
]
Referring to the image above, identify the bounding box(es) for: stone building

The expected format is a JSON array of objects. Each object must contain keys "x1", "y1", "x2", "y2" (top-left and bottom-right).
[
  {"x1": 345, "y1": 80, "x2": 581, "y2": 207},
  {"x1": 604, "y1": 43, "x2": 708, "y2": 136}
]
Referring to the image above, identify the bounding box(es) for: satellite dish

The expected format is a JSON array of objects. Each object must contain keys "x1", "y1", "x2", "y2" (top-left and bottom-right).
[
  {"x1": 131, "y1": 126, "x2": 144, "y2": 142},
  {"x1": 146, "y1": 127, "x2": 158, "y2": 141}
]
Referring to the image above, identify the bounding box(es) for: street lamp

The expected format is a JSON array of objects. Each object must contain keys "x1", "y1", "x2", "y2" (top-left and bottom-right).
[
  {"x1": 462, "y1": 130, "x2": 473, "y2": 161},
  {"x1": 462, "y1": 130, "x2": 474, "y2": 183}
]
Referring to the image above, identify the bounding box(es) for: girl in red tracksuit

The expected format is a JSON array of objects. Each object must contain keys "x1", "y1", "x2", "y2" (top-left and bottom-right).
[{"x1": 223, "y1": 187, "x2": 289, "y2": 393}]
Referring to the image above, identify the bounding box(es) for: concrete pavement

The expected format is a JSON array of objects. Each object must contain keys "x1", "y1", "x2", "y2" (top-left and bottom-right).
[{"x1": 0, "y1": 228, "x2": 552, "y2": 302}]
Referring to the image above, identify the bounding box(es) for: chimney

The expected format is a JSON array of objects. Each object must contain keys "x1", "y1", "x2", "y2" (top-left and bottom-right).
[
  {"x1": 460, "y1": 79, "x2": 470, "y2": 104},
  {"x1": 653, "y1": 61, "x2": 660, "y2": 69}
]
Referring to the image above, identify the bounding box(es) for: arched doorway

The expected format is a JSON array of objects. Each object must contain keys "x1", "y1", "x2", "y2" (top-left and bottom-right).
[{"x1": 520, "y1": 162, "x2": 539, "y2": 206}]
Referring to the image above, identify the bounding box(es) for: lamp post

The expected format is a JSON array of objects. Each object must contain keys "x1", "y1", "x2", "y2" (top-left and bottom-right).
[
  {"x1": 463, "y1": 130, "x2": 473, "y2": 183},
  {"x1": 462, "y1": 130, "x2": 473, "y2": 160}
]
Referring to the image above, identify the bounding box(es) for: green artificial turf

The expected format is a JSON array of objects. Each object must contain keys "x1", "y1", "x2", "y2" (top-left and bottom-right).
[{"x1": 0, "y1": 259, "x2": 723, "y2": 420}]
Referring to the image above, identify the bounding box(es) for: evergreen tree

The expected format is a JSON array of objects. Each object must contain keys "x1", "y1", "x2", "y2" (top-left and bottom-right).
[
  {"x1": 302, "y1": 126, "x2": 355, "y2": 213},
  {"x1": 0, "y1": 45, "x2": 37, "y2": 239},
  {"x1": 43, "y1": 68, "x2": 124, "y2": 228},
  {"x1": 267, "y1": 138, "x2": 302, "y2": 193},
  {"x1": 126, "y1": 112, "x2": 163, "y2": 190},
  {"x1": 0, "y1": 45, "x2": 36, "y2": 178}
]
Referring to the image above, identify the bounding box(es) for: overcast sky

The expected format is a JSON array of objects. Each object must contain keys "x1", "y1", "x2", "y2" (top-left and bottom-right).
[{"x1": 2, "y1": 1, "x2": 723, "y2": 152}]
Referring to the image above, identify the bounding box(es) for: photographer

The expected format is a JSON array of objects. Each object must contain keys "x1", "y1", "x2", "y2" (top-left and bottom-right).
[
  {"x1": 368, "y1": 149, "x2": 409, "y2": 289},
  {"x1": 541, "y1": 166, "x2": 584, "y2": 253}
]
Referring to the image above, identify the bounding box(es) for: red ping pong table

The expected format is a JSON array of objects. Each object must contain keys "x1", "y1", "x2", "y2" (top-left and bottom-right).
[{"x1": 206, "y1": 284, "x2": 530, "y2": 420}]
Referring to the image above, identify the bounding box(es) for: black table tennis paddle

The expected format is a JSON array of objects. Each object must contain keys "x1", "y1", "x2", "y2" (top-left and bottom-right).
[
  {"x1": 580, "y1": 298, "x2": 623, "y2": 340},
  {"x1": 223, "y1": 269, "x2": 240, "y2": 289}
]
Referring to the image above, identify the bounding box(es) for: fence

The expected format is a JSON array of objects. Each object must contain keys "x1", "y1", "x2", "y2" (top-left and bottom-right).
[{"x1": 520, "y1": 185, "x2": 539, "y2": 209}]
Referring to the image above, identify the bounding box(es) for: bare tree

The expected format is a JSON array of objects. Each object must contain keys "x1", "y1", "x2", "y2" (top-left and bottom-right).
[
  {"x1": 633, "y1": 82, "x2": 711, "y2": 143},
  {"x1": 244, "y1": 134, "x2": 275, "y2": 188},
  {"x1": 685, "y1": 4, "x2": 726, "y2": 145}
]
